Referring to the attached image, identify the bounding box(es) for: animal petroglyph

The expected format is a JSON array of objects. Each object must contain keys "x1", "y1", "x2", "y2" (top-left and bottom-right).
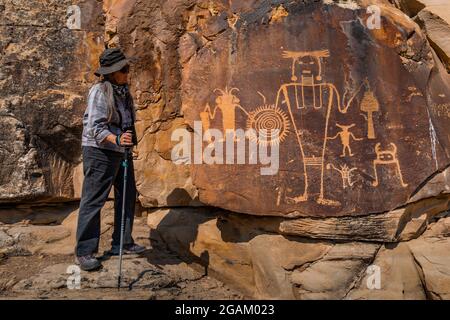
[
  {"x1": 372, "y1": 143, "x2": 407, "y2": 188},
  {"x1": 327, "y1": 163, "x2": 358, "y2": 189}
]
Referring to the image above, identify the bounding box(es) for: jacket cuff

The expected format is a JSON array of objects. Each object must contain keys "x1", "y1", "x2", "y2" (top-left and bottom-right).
[{"x1": 96, "y1": 130, "x2": 113, "y2": 144}]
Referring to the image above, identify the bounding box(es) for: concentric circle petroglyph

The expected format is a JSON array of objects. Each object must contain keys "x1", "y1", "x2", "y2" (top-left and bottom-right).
[{"x1": 246, "y1": 105, "x2": 290, "y2": 146}]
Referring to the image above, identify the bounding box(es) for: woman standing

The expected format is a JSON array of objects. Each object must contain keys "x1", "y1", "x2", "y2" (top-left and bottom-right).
[{"x1": 75, "y1": 48, "x2": 145, "y2": 271}]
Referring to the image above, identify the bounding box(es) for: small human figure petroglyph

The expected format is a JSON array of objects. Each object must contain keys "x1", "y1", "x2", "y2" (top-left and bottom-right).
[{"x1": 327, "y1": 124, "x2": 363, "y2": 157}]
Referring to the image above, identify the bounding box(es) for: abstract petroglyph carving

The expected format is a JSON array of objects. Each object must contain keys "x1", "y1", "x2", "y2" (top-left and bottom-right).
[
  {"x1": 246, "y1": 104, "x2": 290, "y2": 146},
  {"x1": 431, "y1": 103, "x2": 450, "y2": 118},
  {"x1": 372, "y1": 143, "x2": 408, "y2": 188},
  {"x1": 406, "y1": 86, "x2": 423, "y2": 102},
  {"x1": 327, "y1": 124, "x2": 363, "y2": 157},
  {"x1": 326, "y1": 163, "x2": 358, "y2": 189},
  {"x1": 360, "y1": 83, "x2": 379, "y2": 140}
]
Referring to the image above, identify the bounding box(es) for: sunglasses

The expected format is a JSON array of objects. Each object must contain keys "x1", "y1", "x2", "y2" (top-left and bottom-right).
[{"x1": 119, "y1": 65, "x2": 130, "y2": 74}]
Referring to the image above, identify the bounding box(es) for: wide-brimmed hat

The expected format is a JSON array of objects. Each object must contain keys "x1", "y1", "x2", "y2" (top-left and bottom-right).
[{"x1": 94, "y1": 48, "x2": 130, "y2": 77}]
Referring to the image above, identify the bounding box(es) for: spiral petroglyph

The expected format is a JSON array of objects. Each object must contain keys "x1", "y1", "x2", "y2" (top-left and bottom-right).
[{"x1": 246, "y1": 105, "x2": 290, "y2": 146}]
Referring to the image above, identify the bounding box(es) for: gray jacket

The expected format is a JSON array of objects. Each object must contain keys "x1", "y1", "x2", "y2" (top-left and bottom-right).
[{"x1": 81, "y1": 82, "x2": 136, "y2": 153}]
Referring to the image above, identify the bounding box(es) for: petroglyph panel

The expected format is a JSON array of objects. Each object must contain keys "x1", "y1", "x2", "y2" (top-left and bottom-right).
[{"x1": 181, "y1": 2, "x2": 450, "y2": 217}]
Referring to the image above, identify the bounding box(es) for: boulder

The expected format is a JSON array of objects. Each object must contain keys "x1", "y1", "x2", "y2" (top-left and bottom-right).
[
  {"x1": 408, "y1": 166, "x2": 450, "y2": 202},
  {"x1": 407, "y1": 216, "x2": 450, "y2": 299},
  {"x1": 393, "y1": 1, "x2": 450, "y2": 71},
  {"x1": 3, "y1": 0, "x2": 449, "y2": 218},
  {"x1": 249, "y1": 234, "x2": 331, "y2": 299},
  {"x1": 347, "y1": 242, "x2": 427, "y2": 299},
  {"x1": 416, "y1": 11, "x2": 450, "y2": 71},
  {"x1": 290, "y1": 242, "x2": 380, "y2": 300}
]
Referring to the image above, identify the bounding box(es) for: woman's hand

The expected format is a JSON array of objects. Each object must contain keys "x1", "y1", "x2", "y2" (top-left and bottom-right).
[
  {"x1": 118, "y1": 131, "x2": 134, "y2": 147},
  {"x1": 105, "y1": 132, "x2": 134, "y2": 147}
]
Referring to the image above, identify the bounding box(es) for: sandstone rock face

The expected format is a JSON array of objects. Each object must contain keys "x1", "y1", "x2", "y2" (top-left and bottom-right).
[
  {"x1": 2, "y1": 0, "x2": 449, "y2": 217},
  {"x1": 106, "y1": 0, "x2": 449, "y2": 214},
  {"x1": 0, "y1": 0, "x2": 104, "y2": 203},
  {"x1": 1, "y1": 0, "x2": 450, "y2": 301},
  {"x1": 280, "y1": 194, "x2": 450, "y2": 241},
  {"x1": 134, "y1": 118, "x2": 201, "y2": 207},
  {"x1": 249, "y1": 234, "x2": 331, "y2": 299},
  {"x1": 177, "y1": 0, "x2": 450, "y2": 217},
  {"x1": 348, "y1": 216, "x2": 450, "y2": 299},
  {"x1": 148, "y1": 207, "x2": 450, "y2": 299},
  {"x1": 393, "y1": 0, "x2": 450, "y2": 71},
  {"x1": 148, "y1": 207, "x2": 256, "y2": 296},
  {"x1": 103, "y1": 0, "x2": 202, "y2": 207},
  {"x1": 348, "y1": 242, "x2": 427, "y2": 300}
]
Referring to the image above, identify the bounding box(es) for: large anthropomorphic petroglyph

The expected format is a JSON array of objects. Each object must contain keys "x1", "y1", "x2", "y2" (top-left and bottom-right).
[{"x1": 274, "y1": 50, "x2": 362, "y2": 207}]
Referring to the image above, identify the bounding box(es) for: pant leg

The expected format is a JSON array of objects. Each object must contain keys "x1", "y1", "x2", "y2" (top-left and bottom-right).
[
  {"x1": 111, "y1": 152, "x2": 137, "y2": 247},
  {"x1": 75, "y1": 147, "x2": 122, "y2": 256}
]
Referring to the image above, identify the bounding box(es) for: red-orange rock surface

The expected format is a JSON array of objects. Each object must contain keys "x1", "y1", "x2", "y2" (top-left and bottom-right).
[{"x1": 179, "y1": 1, "x2": 450, "y2": 217}]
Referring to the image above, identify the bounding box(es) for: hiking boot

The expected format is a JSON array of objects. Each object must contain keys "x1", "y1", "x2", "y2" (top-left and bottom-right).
[
  {"x1": 76, "y1": 255, "x2": 102, "y2": 271},
  {"x1": 109, "y1": 243, "x2": 146, "y2": 256}
]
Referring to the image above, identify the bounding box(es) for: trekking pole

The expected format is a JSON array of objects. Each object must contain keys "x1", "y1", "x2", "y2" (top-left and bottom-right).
[{"x1": 118, "y1": 147, "x2": 130, "y2": 290}]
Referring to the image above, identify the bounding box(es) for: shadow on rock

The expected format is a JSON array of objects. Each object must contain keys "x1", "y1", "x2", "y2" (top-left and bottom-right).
[{"x1": 147, "y1": 205, "x2": 216, "y2": 276}]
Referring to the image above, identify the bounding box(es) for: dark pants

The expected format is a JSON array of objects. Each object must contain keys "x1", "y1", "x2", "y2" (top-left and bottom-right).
[{"x1": 76, "y1": 146, "x2": 136, "y2": 256}]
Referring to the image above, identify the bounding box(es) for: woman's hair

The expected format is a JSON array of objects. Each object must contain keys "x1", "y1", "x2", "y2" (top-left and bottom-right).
[{"x1": 98, "y1": 75, "x2": 116, "y2": 123}]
